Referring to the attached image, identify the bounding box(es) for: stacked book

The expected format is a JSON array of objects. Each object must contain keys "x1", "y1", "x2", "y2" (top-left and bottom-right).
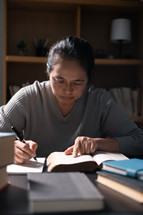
[
  {"x1": 96, "y1": 158, "x2": 143, "y2": 203},
  {"x1": 0, "y1": 132, "x2": 15, "y2": 191}
]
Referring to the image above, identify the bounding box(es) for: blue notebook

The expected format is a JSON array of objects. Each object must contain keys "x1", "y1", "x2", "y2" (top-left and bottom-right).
[{"x1": 102, "y1": 158, "x2": 143, "y2": 180}]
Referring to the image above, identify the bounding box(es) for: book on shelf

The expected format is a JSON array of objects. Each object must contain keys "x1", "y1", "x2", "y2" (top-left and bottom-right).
[
  {"x1": 102, "y1": 158, "x2": 143, "y2": 180},
  {"x1": 120, "y1": 87, "x2": 134, "y2": 116},
  {"x1": 46, "y1": 151, "x2": 128, "y2": 172},
  {"x1": 9, "y1": 85, "x2": 20, "y2": 97},
  {"x1": 9, "y1": 82, "x2": 30, "y2": 97},
  {"x1": 109, "y1": 88, "x2": 124, "y2": 110},
  {"x1": 28, "y1": 172, "x2": 104, "y2": 213},
  {"x1": 109, "y1": 86, "x2": 141, "y2": 117},
  {"x1": 132, "y1": 88, "x2": 139, "y2": 116},
  {"x1": 96, "y1": 170, "x2": 143, "y2": 203},
  {"x1": 0, "y1": 132, "x2": 15, "y2": 167}
]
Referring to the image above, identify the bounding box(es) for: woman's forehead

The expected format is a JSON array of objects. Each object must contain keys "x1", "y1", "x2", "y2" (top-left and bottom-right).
[{"x1": 50, "y1": 61, "x2": 88, "y2": 80}]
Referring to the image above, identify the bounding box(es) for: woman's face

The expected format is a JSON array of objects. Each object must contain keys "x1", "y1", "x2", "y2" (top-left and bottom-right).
[{"x1": 49, "y1": 58, "x2": 88, "y2": 107}]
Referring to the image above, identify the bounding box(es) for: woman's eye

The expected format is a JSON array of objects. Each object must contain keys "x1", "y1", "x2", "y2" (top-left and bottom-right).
[
  {"x1": 54, "y1": 78, "x2": 64, "y2": 84},
  {"x1": 73, "y1": 82, "x2": 82, "y2": 86}
]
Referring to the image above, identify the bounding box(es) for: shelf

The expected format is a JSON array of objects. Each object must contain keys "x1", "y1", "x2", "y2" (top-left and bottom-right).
[
  {"x1": 6, "y1": 55, "x2": 143, "y2": 66},
  {"x1": 7, "y1": 0, "x2": 143, "y2": 9},
  {"x1": 130, "y1": 116, "x2": 143, "y2": 123},
  {"x1": 94, "y1": 59, "x2": 143, "y2": 66},
  {"x1": 6, "y1": 55, "x2": 47, "y2": 64}
]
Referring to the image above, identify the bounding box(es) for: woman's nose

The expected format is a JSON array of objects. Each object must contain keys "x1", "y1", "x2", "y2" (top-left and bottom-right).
[{"x1": 63, "y1": 83, "x2": 73, "y2": 93}]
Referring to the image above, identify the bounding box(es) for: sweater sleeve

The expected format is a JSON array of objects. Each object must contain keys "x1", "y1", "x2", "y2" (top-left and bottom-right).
[
  {"x1": 100, "y1": 91, "x2": 143, "y2": 157},
  {"x1": 0, "y1": 87, "x2": 28, "y2": 132}
]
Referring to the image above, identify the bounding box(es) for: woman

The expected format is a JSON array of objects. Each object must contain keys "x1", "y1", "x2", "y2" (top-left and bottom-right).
[{"x1": 0, "y1": 36, "x2": 143, "y2": 163}]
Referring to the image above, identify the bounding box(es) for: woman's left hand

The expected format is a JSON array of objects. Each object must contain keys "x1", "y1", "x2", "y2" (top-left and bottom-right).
[
  {"x1": 65, "y1": 136, "x2": 120, "y2": 157},
  {"x1": 64, "y1": 136, "x2": 97, "y2": 157}
]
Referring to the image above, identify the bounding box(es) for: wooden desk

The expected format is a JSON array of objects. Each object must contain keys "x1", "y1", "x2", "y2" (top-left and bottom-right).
[{"x1": 0, "y1": 173, "x2": 143, "y2": 214}]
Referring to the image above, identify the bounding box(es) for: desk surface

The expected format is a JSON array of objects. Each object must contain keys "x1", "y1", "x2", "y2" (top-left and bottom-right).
[{"x1": 0, "y1": 173, "x2": 143, "y2": 215}]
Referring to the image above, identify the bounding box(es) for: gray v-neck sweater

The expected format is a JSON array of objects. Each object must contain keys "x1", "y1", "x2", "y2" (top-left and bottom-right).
[{"x1": 0, "y1": 81, "x2": 143, "y2": 157}]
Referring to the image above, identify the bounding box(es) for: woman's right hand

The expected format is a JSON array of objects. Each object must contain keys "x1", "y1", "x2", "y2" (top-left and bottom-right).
[{"x1": 14, "y1": 140, "x2": 38, "y2": 164}]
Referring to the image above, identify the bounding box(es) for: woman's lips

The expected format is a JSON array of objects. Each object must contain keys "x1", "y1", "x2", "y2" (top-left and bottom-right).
[{"x1": 60, "y1": 96, "x2": 74, "y2": 100}]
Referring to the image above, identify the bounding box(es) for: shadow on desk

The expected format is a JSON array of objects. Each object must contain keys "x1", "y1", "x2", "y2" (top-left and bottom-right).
[
  {"x1": 0, "y1": 175, "x2": 28, "y2": 214},
  {"x1": 0, "y1": 173, "x2": 143, "y2": 215}
]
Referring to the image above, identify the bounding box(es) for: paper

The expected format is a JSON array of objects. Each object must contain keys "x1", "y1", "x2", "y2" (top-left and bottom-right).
[
  {"x1": 93, "y1": 151, "x2": 128, "y2": 165},
  {"x1": 7, "y1": 157, "x2": 45, "y2": 174}
]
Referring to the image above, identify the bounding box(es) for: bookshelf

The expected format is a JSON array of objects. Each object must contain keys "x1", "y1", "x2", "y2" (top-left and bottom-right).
[{"x1": 3, "y1": 0, "x2": 143, "y2": 122}]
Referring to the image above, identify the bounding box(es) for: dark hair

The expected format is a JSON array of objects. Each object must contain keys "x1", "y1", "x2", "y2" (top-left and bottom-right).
[{"x1": 46, "y1": 36, "x2": 95, "y2": 80}]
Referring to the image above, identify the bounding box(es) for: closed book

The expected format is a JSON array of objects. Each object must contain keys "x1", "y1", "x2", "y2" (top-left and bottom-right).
[
  {"x1": 0, "y1": 167, "x2": 8, "y2": 191},
  {"x1": 28, "y1": 172, "x2": 104, "y2": 213},
  {"x1": 102, "y1": 158, "x2": 143, "y2": 180},
  {"x1": 96, "y1": 171, "x2": 143, "y2": 203},
  {"x1": 0, "y1": 132, "x2": 15, "y2": 167},
  {"x1": 47, "y1": 151, "x2": 128, "y2": 172}
]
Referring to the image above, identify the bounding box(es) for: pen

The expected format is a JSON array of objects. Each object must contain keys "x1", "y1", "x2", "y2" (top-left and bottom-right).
[{"x1": 11, "y1": 126, "x2": 37, "y2": 161}]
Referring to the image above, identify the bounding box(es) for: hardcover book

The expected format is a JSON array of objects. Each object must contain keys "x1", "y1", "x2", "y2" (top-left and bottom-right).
[
  {"x1": 28, "y1": 172, "x2": 104, "y2": 213},
  {"x1": 0, "y1": 132, "x2": 15, "y2": 191},
  {"x1": 46, "y1": 151, "x2": 128, "y2": 172},
  {"x1": 0, "y1": 132, "x2": 15, "y2": 167},
  {"x1": 96, "y1": 171, "x2": 143, "y2": 203},
  {"x1": 102, "y1": 158, "x2": 143, "y2": 180},
  {"x1": 0, "y1": 167, "x2": 8, "y2": 191}
]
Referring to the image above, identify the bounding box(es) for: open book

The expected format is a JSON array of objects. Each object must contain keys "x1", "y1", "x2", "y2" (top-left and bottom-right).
[{"x1": 46, "y1": 151, "x2": 128, "y2": 172}]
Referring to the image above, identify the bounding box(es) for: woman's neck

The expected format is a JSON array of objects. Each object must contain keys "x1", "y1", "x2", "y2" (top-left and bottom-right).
[{"x1": 56, "y1": 99, "x2": 75, "y2": 117}]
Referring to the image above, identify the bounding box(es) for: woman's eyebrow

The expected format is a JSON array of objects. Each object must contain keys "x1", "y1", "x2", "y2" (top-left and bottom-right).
[
  {"x1": 54, "y1": 76, "x2": 85, "y2": 82},
  {"x1": 73, "y1": 79, "x2": 84, "y2": 82},
  {"x1": 54, "y1": 76, "x2": 64, "y2": 79}
]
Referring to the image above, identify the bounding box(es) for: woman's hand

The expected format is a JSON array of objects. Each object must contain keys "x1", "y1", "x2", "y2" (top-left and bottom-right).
[
  {"x1": 65, "y1": 136, "x2": 97, "y2": 157},
  {"x1": 14, "y1": 140, "x2": 38, "y2": 164},
  {"x1": 65, "y1": 136, "x2": 120, "y2": 157}
]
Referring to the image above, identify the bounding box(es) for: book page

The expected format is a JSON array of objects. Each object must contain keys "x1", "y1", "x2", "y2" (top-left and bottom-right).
[
  {"x1": 7, "y1": 157, "x2": 45, "y2": 174},
  {"x1": 92, "y1": 151, "x2": 128, "y2": 166},
  {"x1": 47, "y1": 152, "x2": 94, "y2": 166}
]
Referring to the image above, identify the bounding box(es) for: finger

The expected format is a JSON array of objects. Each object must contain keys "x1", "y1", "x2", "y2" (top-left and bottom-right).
[
  {"x1": 26, "y1": 140, "x2": 38, "y2": 156},
  {"x1": 79, "y1": 139, "x2": 85, "y2": 155},
  {"x1": 14, "y1": 147, "x2": 31, "y2": 164},
  {"x1": 64, "y1": 146, "x2": 73, "y2": 155},
  {"x1": 90, "y1": 140, "x2": 96, "y2": 154},
  {"x1": 73, "y1": 137, "x2": 87, "y2": 156},
  {"x1": 84, "y1": 140, "x2": 91, "y2": 154},
  {"x1": 73, "y1": 139, "x2": 81, "y2": 157},
  {"x1": 81, "y1": 138, "x2": 96, "y2": 155},
  {"x1": 80, "y1": 137, "x2": 90, "y2": 155},
  {"x1": 14, "y1": 153, "x2": 25, "y2": 164},
  {"x1": 15, "y1": 140, "x2": 35, "y2": 158},
  {"x1": 15, "y1": 144, "x2": 32, "y2": 159}
]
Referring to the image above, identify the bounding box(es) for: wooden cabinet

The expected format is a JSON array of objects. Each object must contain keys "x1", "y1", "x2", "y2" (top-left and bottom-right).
[{"x1": 4, "y1": 0, "x2": 143, "y2": 121}]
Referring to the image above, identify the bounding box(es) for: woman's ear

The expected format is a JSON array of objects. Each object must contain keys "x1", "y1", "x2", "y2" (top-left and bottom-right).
[{"x1": 46, "y1": 63, "x2": 50, "y2": 78}]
